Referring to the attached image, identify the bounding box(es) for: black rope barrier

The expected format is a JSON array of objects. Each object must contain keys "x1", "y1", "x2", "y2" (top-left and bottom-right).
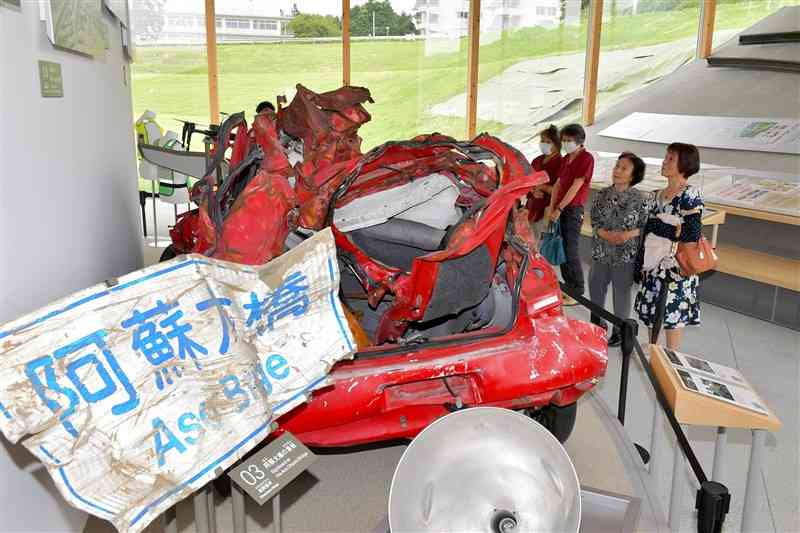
[{"x1": 559, "y1": 282, "x2": 730, "y2": 533}]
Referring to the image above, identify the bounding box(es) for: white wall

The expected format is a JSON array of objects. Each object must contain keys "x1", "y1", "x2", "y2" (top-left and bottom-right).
[{"x1": 0, "y1": 2, "x2": 142, "y2": 531}]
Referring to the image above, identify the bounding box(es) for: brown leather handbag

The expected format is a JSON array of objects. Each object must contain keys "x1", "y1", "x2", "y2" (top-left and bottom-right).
[{"x1": 676, "y1": 236, "x2": 717, "y2": 276}]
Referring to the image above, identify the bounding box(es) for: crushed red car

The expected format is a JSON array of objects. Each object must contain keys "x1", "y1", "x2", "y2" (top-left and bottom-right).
[{"x1": 162, "y1": 84, "x2": 607, "y2": 444}]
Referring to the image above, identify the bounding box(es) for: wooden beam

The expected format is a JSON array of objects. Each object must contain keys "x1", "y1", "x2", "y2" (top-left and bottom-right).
[
  {"x1": 204, "y1": 0, "x2": 220, "y2": 125},
  {"x1": 697, "y1": 0, "x2": 717, "y2": 59},
  {"x1": 343, "y1": 0, "x2": 351, "y2": 86},
  {"x1": 466, "y1": 0, "x2": 481, "y2": 139},
  {"x1": 582, "y1": 0, "x2": 604, "y2": 126}
]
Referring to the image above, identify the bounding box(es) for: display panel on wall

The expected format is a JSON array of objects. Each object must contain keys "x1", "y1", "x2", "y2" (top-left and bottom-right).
[{"x1": 46, "y1": 0, "x2": 109, "y2": 57}]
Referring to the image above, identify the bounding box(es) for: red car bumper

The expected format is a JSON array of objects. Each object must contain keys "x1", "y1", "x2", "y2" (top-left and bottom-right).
[{"x1": 280, "y1": 313, "x2": 607, "y2": 447}]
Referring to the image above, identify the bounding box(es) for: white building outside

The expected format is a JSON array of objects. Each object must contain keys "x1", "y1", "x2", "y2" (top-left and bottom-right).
[
  {"x1": 412, "y1": 0, "x2": 562, "y2": 54},
  {"x1": 413, "y1": 0, "x2": 563, "y2": 38},
  {"x1": 135, "y1": 0, "x2": 295, "y2": 45}
]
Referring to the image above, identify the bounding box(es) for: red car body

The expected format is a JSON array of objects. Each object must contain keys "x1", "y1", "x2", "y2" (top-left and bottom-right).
[{"x1": 164, "y1": 85, "x2": 607, "y2": 447}]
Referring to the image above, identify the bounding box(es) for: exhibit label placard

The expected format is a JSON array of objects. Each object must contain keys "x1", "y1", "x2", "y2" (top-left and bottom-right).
[
  {"x1": 38, "y1": 60, "x2": 63, "y2": 98},
  {"x1": 0, "y1": 229, "x2": 354, "y2": 533},
  {"x1": 229, "y1": 432, "x2": 317, "y2": 505}
]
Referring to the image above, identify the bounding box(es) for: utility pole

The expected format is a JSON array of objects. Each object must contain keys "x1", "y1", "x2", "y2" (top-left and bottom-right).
[{"x1": 372, "y1": 10, "x2": 376, "y2": 37}]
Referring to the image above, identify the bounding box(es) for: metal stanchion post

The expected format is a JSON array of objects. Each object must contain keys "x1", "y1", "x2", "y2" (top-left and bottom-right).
[
  {"x1": 140, "y1": 191, "x2": 148, "y2": 237},
  {"x1": 649, "y1": 401, "x2": 662, "y2": 476},
  {"x1": 712, "y1": 426, "x2": 727, "y2": 482},
  {"x1": 696, "y1": 481, "x2": 730, "y2": 533},
  {"x1": 669, "y1": 426, "x2": 686, "y2": 531},
  {"x1": 207, "y1": 484, "x2": 217, "y2": 533},
  {"x1": 163, "y1": 506, "x2": 178, "y2": 533},
  {"x1": 151, "y1": 180, "x2": 159, "y2": 247},
  {"x1": 272, "y1": 493, "x2": 282, "y2": 533},
  {"x1": 742, "y1": 429, "x2": 766, "y2": 532},
  {"x1": 617, "y1": 319, "x2": 637, "y2": 425},
  {"x1": 232, "y1": 481, "x2": 247, "y2": 533},
  {"x1": 193, "y1": 485, "x2": 211, "y2": 533}
]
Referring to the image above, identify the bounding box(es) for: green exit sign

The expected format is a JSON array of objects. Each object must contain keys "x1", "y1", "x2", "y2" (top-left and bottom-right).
[{"x1": 38, "y1": 60, "x2": 63, "y2": 98}]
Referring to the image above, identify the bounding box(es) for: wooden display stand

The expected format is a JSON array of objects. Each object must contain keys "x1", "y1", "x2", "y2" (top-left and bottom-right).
[
  {"x1": 649, "y1": 345, "x2": 781, "y2": 431},
  {"x1": 648, "y1": 344, "x2": 781, "y2": 532}
]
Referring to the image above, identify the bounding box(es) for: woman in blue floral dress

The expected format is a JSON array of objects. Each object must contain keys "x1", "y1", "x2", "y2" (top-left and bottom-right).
[{"x1": 635, "y1": 143, "x2": 704, "y2": 350}]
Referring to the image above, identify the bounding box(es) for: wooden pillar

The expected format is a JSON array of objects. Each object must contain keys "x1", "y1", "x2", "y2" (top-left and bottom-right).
[
  {"x1": 582, "y1": 0, "x2": 604, "y2": 126},
  {"x1": 343, "y1": 0, "x2": 351, "y2": 86},
  {"x1": 697, "y1": 0, "x2": 717, "y2": 59},
  {"x1": 466, "y1": 0, "x2": 481, "y2": 139},
  {"x1": 205, "y1": 0, "x2": 220, "y2": 125}
]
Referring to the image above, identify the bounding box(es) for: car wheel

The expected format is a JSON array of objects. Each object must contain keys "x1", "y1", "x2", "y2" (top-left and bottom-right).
[
  {"x1": 528, "y1": 402, "x2": 577, "y2": 443},
  {"x1": 159, "y1": 244, "x2": 177, "y2": 263}
]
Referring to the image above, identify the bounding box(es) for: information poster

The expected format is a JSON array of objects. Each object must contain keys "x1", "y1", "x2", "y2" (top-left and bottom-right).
[
  {"x1": 664, "y1": 349, "x2": 769, "y2": 416},
  {"x1": 663, "y1": 348, "x2": 747, "y2": 386},
  {"x1": 599, "y1": 113, "x2": 800, "y2": 156}
]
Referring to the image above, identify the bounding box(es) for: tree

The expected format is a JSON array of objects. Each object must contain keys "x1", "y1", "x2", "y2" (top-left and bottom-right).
[
  {"x1": 130, "y1": 0, "x2": 166, "y2": 43},
  {"x1": 287, "y1": 14, "x2": 342, "y2": 38},
  {"x1": 350, "y1": 0, "x2": 416, "y2": 37}
]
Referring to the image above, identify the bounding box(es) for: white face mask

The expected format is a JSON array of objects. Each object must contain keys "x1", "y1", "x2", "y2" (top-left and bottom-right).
[
  {"x1": 563, "y1": 141, "x2": 579, "y2": 154},
  {"x1": 539, "y1": 142, "x2": 552, "y2": 155}
]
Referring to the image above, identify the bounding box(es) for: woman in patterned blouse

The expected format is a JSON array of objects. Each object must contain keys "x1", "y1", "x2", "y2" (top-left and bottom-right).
[
  {"x1": 589, "y1": 152, "x2": 649, "y2": 347},
  {"x1": 635, "y1": 143, "x2": 704, "y2": 350}
]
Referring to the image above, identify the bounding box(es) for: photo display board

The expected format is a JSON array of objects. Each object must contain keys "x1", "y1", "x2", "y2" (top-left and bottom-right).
[{"x1": 664, "y1": 348, "x2": 769, "y2": 416}]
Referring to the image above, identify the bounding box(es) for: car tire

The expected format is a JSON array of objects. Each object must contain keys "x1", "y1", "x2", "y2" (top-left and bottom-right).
[
  {"x1": 159, "y1": 244, "x2": 177, "y2": 263},
  {"x1": 528, "y1": 402, "x2": 577, "y2": 443}
]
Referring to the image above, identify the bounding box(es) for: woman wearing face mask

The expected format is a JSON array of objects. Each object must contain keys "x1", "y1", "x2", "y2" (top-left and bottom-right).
[
  {"x1": 548, "y1": 124, "x2": 594, "y2": 305},
  {"x1": 588, "y1": 152, "x2": 650, "y2": 347},
  {"x1": 635, "y1": 143, "x2": 704, "y2": 350},
  {"x1": 527, "y1": 125, "x2": 563, "y2": 225}
]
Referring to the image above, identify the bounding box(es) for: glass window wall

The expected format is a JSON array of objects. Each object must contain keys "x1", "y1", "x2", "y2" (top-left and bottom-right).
[
  {"x1": 595, "y1": 0, "x2": 701, "y2": 125},
  {"x1": 713, "y1": 0, "x2": 799, "y2": 49},
  {"x1": 351, "y1": 0, "x2": 469, "y2": 149},
  {"x1": 475, "y1": 0, "x2": 588, "y2": 159}
]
